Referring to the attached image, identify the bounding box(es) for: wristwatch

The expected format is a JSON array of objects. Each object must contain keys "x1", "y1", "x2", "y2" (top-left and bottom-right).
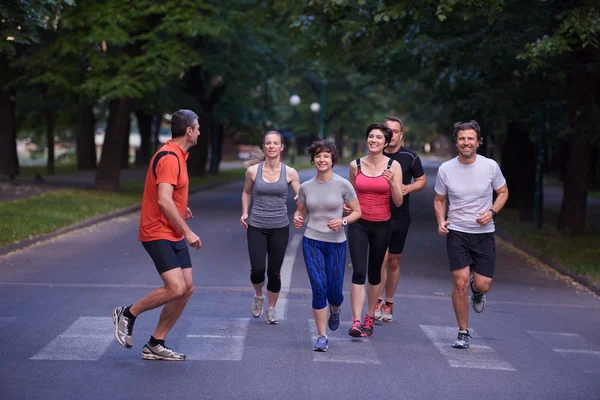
[
  {"x1": 342, "y1": 218, "x2": 348, "y2": 226},
  {"x1": 488, "y1": 209, "x2": 497, "y2": 219}
]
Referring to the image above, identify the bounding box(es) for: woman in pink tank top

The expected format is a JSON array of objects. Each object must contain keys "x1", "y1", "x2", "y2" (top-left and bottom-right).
[{"x1": 346, "y1": 123, "x2": 404, "y2": 338}]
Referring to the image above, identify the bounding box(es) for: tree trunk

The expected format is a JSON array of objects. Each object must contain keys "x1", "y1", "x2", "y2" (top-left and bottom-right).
[
  {"x1": 120, "y1": 112, "x2": 131, "y2": 169},
  {"x1": 209, "y1": 122, "x2": 223, "y2": 174},
  {"x1": 76, "y1": 105, "x2": 97, "y2": 170},
  {"x1": 335, "y1": 127, "x2": 344, "y2": 160},
  {"x1": 188, "y1": 108, "x2": 210, "y2": 177},
  {"x1": 44, "y1": 108, "x2": 55, "y2": 175},
  {"x1": 95, "y1": 98, "x2": 133, "y2": 191},
  {"x1": 500, "y1": 123, "x2": 522, "y2": 209},
  {"x1": 0, "y1": 89, "x2": 19, "y2": 177},
  {"x1": 558, "y1": 141, "x2": 591, "y2": 235},
  {"x1": 557, "y1": 52, "x2": 595, "y2": 235},
  {"x1": 152, "y1": 114, "x2": 162, "y2": 153},
  {"x1": 135, "y1": 109, "x2": 153, "y2": 166}
]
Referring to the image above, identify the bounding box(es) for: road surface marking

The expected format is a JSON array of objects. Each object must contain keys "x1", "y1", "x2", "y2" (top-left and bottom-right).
[
  {"x1": 0, "y1": 282, "x2": 596, "y2": 310},
  {"x1": 527, "y1": 331, "x2": 600, "y2": 373},
  {"x1": 308, "y1": 320, "x2": 381, "y2": 364},
  {"x1": 420, "y1": 325, "x2": 516, "y2": 371},
  {"x1": 183, "y1": 317, "x2": 250, "y2": 361},
  {"x1": 31, "y1": 317, "x2": 113, "y2": 361},
  {"x1": 274, "y1": 234, "x2": 303, "y2": 321},
  {"x1": 0, "y1": 317, "x2": 16, "y2": 328}
]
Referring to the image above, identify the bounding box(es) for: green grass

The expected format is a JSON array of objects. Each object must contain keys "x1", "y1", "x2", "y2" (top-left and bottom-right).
[
  {"x1": 497, "y1": 209, "x2": 600, "y2": 286},
  {"x1": 0, "y1": 168, "x2": 247, "y2": 247},
  {"x1": 0, "y1": 189, "x2": 141, "y2": 246}
]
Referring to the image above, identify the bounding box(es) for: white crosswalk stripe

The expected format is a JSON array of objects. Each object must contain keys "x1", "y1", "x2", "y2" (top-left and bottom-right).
[
  {"x1": 31, "y1": 317, "x2": 113, "y2": 361},
  {"x1": 308, "y1": 320, "x2": 381, "y2": 364},
  {"x1": 527, "y1": 331, "x2": 600, "y2": 373},
  {"x1": 420, "y1": 325, "x2": 516, "y2": 371},
  {"x1": 22, "y1": 314, "x2": 598, "y2": 372},
  {"x1": 0, "y1": 317, "x2": 16, "y2": 328},
  {"x1": 182, "y1": 317, "x2": 250, "y2": 361}
]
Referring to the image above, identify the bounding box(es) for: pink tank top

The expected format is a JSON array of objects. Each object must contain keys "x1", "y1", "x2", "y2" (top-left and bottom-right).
[{"x1": 354, "y1": 158, "x2": 392, "y2": 222}]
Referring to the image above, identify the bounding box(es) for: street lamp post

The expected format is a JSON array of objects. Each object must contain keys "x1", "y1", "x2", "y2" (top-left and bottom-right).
[
  {"x1": 310, "y1": 102, "x2": 321, "y2": 139},
  {"x1": 289, "y1": 95, "x2": 301, "y2": 165}
]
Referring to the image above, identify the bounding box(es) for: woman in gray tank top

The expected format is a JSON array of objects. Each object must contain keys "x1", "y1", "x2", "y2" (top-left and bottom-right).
[{"x1": 240, "y1": 131, "x2": 300, "y2": 324}]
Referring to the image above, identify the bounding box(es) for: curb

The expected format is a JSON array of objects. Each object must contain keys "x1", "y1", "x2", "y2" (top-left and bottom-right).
[
  {"x1": 0, "y1": 180, "x2": 242, "y2": 258},
  {"x1": 496, "y1": 229, "x2": 600, "y2": 297}
]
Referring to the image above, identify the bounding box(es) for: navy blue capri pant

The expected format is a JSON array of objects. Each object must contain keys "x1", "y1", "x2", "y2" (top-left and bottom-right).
[{"x1": 302, "y1": 237, "x2": 347, "y2": 310}]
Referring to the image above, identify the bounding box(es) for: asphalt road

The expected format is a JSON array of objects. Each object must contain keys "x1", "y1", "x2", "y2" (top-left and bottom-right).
[{"x1": 0, "y1": 160, "x2": 598, "y2": 400}]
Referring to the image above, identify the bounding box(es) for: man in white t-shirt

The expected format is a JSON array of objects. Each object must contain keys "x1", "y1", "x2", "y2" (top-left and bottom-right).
[{"x1": 434, "y1": 120, "x2": 509, "y2": 349}]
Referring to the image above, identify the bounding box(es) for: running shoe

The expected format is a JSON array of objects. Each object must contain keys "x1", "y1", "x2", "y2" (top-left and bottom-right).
[
  {"x1": 452, "y1": 329, "x2": 471, "y2": 349},
  {"x1": 374, "y1": 299, "x2": 383, "y2": 321},
  {"x1": 142, "y1": 343, "x2": 186, "y2": 361},
  {"x1": 313, "y1": 335, "x2": 329, "y2": 352},
  {"x1": 328, "y1": 306, "x2": 340, "y2": 331},
  {"x1": 348, "y1": 317, "x2": 363, "y2": 337},
  {"x1": 265, "y1": 307, "x2": 279, "y2": 324},
  {"x1": 251, "y1": 295, "x2": 264, "y2": 318},
  {"x1": 382, "y1": 302, "x2": 393, "y2": 322},
  {"x1": 362, "y1": 314, "x2": 374, "y2": 337},
  {"x1": 112, "y1": 306, "x2": 134, "y2": 349},
  {"x1": 470, "y1": 275, "x2": 486, "y2": 313}
]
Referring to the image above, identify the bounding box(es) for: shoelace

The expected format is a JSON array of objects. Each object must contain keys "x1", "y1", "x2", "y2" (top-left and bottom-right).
[
  {"x1": 364, "y1": 315, "x2": 374, "y2": 329},
  {"x1": 156, "y1": 344, "x2": 176, "y2": 354},
  {"x1": 124, "y1": 317, "x2": 134, "y2": 335},
  {"x1": 458, "y1": 332, "x2": 472, "y2": 341}
]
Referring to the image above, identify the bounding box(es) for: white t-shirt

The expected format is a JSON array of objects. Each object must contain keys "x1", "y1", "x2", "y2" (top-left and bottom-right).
[{"x1": 434, "y1": 155, "x2": 506, "y2": 234}]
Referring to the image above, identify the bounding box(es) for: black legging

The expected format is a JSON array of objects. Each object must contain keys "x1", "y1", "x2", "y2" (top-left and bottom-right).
[
  {"x1": 247, "y1": 225, "x2": 290, "y2": 293},
  {"x1": 348, "y1": 218, "x2": 391, "y2": 285}
]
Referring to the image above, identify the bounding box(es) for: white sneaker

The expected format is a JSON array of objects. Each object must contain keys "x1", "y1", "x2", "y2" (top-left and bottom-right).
[
  {"x1": 251, "y1": 295, "x2": 264, "y2": 318},
  {"x1": 265, "y1": 307, "x2": 279, "y2": 324}
]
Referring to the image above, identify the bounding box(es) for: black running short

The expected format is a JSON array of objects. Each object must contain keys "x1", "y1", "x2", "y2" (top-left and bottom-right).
[
  {"x1": 446, "y1": 230, "x2": 495, "y2": 278},
  {"x1": 142, "y1": 238, "x2": 192, "y2": 275},
  {"x1": 388, "y1": 215, "x2": 411, "y2": 255}
]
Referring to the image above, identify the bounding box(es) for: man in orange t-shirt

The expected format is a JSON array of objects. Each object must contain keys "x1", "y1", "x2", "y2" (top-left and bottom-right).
[{"x1": 112, "y1": 109, "x2": 202, "y2": 361}]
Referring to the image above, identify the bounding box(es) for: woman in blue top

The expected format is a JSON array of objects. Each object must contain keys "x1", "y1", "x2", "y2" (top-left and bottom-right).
[
  {"x1": 293, "y1": 140, "x2": 361, "y2": 351},
  {"x1": 241, "y1": 131, "x2": 300, "y2": 324}
]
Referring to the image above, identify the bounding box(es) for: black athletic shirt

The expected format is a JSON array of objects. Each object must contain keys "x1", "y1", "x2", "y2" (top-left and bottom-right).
[{"x1": 384, "y1": 146, "x2": 425, "y2": 217}]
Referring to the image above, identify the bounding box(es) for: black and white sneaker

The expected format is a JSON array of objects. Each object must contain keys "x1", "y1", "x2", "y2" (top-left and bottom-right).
[
  {"x1": 112, "y1": 306, "x2": 134, "y2": 349},
  {"x1": 470, "y1": 275, "x2": 486, "y2": 313},
  {"x1": 142, "y1": 343, "x2": 186, "y2": 361},
  {"x1": 452, "y1": 329, "x2": 471, "y2": 349}
]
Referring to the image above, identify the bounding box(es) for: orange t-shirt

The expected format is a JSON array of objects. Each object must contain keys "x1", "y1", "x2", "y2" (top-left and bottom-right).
[{"x1": 139, "y1": 141, "x2": 190, "y2": 242}]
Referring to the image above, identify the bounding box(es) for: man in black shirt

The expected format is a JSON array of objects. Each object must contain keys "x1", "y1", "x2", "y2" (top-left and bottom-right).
[{"x1": 375, "y1": 117, "x2": 427, "y2": 322}]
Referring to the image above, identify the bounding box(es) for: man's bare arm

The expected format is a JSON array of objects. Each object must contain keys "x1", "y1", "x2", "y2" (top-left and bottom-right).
[
  {"x1": 158, "y1": 183, "x2": 201, "y2": 248},
  {"x1": 404, "y1": 175, "x2": 427, "y2": 195}
]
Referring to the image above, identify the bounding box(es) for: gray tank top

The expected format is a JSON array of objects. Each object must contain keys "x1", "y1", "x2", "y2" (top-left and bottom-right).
[{"x1": 247, "y1": 162, "x2": 290, "y2": 229}]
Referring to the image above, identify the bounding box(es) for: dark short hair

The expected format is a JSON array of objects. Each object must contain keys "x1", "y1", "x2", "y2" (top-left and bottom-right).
[
  {"x1": 385, "y1": 116, "x2": 403, "y2": 131},
  {"x1": 307, "y1": 140, "x2": 339, "y2": 166},
  {"x1": 453, "y1": 120, "x2": 482, "y2": 143},
  {"x1": 171, "y1": 109, "x2": 199, "y2": 138},
  {"x1": 365, "y1": 123, "x2": 392, "y2": 147}
]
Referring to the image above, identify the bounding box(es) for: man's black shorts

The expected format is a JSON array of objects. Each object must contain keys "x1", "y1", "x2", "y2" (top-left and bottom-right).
[
  {"x1": 142, "y1": 238, "x2": 192, "y2": 275},
  {"x1": 446, "y1": 230, "x2": 495, "y2": 278},
  {"x1": 388, "y1": 215, "x2": 411, "y2": 255}
]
